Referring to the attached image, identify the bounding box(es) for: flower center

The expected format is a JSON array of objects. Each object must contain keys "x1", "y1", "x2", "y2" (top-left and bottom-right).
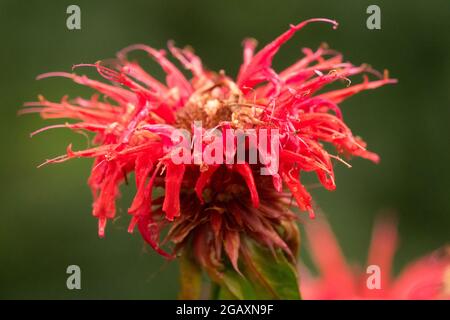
[{"x1": 174, "y1": 77, "x2": 264, "y2": 131}]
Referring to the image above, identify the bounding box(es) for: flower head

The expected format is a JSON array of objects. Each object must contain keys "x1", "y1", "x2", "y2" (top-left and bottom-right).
[
  {"x1": 23, "y1": 19, "x2": 395, "y2": 272},
  {"x1": 301, "y1": 216, "x2": 450, "y2": 299}
]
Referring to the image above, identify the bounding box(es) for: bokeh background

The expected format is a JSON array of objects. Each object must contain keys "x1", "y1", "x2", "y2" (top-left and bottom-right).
[{"x1": 0, "y1": 0, "x2": 449, "y2": 299}]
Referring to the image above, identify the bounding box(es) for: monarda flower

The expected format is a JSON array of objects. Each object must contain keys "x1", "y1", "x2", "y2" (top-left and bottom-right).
[
  {"x1": 23, "y1": 19, "x2": 395, "y2": 299},
  {"x1": 301, "y1": 216, "x2": 450, "y2": 299}
]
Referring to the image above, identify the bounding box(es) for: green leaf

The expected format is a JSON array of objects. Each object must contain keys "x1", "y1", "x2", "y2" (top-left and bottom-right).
[
  {"x1": 219, "y1": 270, "x2": 257, "y2": 300},
  {"x1": 209, "y1": 238, "x2": 301, "y2": 300},
  {"x1": 240, "y1": 239, "x2": 301, "y2": 300}
]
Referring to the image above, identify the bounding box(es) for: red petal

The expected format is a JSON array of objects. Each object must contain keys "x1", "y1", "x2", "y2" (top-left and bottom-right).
[
  {"x1": 195, "y1": 164, "x2": 220, "y2": 203},
  {"x1": 162, "y1": 161, "x2": 186, "y2": 220},
  {"x1": 137, "y1": 215, "x2": 174, "y2": 259},
  {"x1": 281, "y1": 165, "x2": 314, "y2": 217},
  {"x1": 237, "y1": 18, "x2": 338, "y2": 91},
  {"x1": 233, "y1": 163, "x2": 260, "y2": 208}
]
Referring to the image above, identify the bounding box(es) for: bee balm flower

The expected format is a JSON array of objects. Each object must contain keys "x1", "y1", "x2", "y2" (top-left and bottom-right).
[
  {"x1": 23, "y1": 19, "x2": 395, "y2": 278},
  {"x1": 301, "y1": 217, "x2": 450, "y2": 299}
]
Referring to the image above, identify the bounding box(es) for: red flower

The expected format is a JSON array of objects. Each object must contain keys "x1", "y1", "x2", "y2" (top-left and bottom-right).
[
  {"x1": 301, "y1": 216, "x2": 450, "y2": 299},
  {"x1": 23, "y1": 19, "x2": 395, "y2": 268}
]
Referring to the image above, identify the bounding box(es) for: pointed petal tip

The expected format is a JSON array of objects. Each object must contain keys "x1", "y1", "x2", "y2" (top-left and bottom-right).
[
  {"x1": 127, "y1": 216, "x2": 137, "y2": 233},
  {"x1": 308, "y1": 208, "x2": 316, "y2": 219},
  {"x1": 98, "y1": 217, "x2": 107, "y2": 238}
]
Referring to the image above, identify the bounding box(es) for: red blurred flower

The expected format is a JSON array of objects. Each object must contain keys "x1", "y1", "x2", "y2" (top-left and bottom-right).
[
  {"x1": 301, "y1": 217, "x2": 450, "y2": 299},
  {"x1": 23, "y1": 19, "x2": 395, "y2": 270}
]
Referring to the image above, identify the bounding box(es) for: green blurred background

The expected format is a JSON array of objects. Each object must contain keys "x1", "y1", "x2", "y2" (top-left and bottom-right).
[{"x1": 0, "y1": 0, "x2": 449, "y2": 299}]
